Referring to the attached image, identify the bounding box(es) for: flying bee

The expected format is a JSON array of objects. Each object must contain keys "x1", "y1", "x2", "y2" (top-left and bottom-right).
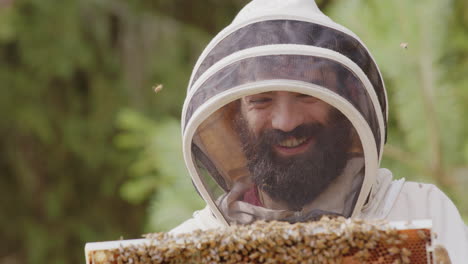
[{"x1": 153, "y1": 84, "x2": 163, "y2": 94}]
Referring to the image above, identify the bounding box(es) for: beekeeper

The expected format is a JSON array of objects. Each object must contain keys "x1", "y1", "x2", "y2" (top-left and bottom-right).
[{"x1": 173, "y1": 0, "x2": 468, "y2": 262}]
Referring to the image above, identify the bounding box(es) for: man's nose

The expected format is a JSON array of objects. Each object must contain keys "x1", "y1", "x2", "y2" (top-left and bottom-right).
[{"x1": 271, "y1": 102, "x2": 305, "y2": 132}]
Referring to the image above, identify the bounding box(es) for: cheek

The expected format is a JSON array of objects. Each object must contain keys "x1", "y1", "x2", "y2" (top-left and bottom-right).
[
  {"x1": 302, "y1": 103, "x2": 333, "y2": 124},
  {"x1": 244, "y1": 110, "x2": 270, "y2": 136}
]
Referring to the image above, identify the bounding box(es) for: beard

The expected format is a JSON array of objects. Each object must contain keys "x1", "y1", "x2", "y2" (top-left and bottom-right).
[{"x1": 235, "y1": 109, "x2": 352, "y2": 211}]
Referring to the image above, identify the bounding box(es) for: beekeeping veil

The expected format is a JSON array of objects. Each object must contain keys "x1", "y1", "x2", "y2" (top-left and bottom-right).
[{"x1": 182, "y1": 0, "x2": 387, "y2": 226}]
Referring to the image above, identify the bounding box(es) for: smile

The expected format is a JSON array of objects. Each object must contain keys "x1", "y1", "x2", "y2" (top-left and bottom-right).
[
  {"x1": 278, "y1": 137, "x2": 308, "y2": 148},
  {"x1": 274, "y1": 136, "x2": 313, "y2": 156}
]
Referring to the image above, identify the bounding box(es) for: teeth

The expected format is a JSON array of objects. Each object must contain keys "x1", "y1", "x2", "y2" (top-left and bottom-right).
[{"x1": 278, "y1": 137, "x2": 307, "y2": 148}]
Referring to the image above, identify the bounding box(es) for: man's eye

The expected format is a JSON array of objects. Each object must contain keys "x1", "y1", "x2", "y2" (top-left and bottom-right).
[
  {"x1": 297, "y1": 94, "x2": 319, "y2": 103},
  {"x1": 248, "y1": 98, "x2": 272, "y2": 104}
]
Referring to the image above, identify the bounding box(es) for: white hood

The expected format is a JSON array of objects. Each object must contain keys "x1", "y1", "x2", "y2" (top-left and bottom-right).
[{"x1": 182, "y1": 0, "x2": 388, "y2": 226}]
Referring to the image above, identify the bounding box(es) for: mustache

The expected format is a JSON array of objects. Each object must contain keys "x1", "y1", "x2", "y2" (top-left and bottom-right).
[{"x1": 258, "y1": 123, "x2": 326, "y2": 145}]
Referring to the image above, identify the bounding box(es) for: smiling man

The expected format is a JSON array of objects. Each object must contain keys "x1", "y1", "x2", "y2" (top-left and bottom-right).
[
  {"x1": 235, "y1": 92, "x2": 354, "y2": 213},
  {"x1": 173, "y1": 0, "x2": 468, "y2": 262}
]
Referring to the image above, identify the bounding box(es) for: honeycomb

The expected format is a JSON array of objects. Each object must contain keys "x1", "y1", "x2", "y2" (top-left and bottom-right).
[{"x1": 86, "y1": 217, "x2": 442, "y2": 264}]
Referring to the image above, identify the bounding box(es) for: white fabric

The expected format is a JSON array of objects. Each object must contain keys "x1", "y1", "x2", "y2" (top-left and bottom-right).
[
  {"x1": 169, "y1": 205, "x2": 223, "y2": 235},
  {"x1": 232, "y1": 0, "x2": 330, "y2": 25},
  {"x1": 359, "y1": 168, "x2": 405, "y2": 219},
  {"x1": 171, "y1": 169, "x2": 468, "y2": 263}
]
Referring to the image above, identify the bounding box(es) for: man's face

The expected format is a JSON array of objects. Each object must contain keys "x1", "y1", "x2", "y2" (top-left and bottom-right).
[{"x1": 236, "y1": 91, "x2": 351, "y2": 210}]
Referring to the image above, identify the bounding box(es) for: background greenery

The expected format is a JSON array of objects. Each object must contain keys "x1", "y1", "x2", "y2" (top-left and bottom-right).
[{"x1": 1, "y1": 0, "x2": 467, "y2": 263}]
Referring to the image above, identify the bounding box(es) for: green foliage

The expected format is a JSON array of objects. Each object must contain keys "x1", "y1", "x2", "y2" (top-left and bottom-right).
[
  {"x1": 115, "y1": 109, "x2": 205, "y2": 231},
  {"x1": 2, "y1": 1, "x2": 149, "y2": 264}
]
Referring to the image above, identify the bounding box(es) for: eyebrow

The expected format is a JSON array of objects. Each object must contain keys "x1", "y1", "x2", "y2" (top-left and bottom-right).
[{"x1": 246, "y1": 92, "x2": 274, "y2": 97}]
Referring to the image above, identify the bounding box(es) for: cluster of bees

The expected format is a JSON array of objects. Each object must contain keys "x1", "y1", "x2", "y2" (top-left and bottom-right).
[{"x1": 93, "y1": 217, "x2": 432, "y2": 264}]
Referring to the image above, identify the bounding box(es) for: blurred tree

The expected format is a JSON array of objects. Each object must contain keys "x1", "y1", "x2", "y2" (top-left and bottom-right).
[
  {"x1": 442, "y1": 0, "x2": 468, "y2": 219},
  {"x1": 0, "y1": 1, "x2": 148, "y2": 264}
]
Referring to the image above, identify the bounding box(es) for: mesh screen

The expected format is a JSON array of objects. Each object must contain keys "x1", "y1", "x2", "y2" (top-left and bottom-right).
[
  {"x1": 185, "y1": 55, "x2": 381, "y2": 154},
  {"x1": 190, "y1": 20, "x2": 386, "y2": 133}
]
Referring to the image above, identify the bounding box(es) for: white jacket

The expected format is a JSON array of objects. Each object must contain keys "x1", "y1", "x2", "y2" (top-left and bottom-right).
[{"x1": 171, "y1": 169, "x2": 468, "y2": 263}]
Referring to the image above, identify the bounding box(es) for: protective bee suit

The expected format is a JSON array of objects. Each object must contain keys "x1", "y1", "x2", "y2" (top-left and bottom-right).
[{"x1": 174, "y1": 0, "x2": 468, "y2": 262}]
